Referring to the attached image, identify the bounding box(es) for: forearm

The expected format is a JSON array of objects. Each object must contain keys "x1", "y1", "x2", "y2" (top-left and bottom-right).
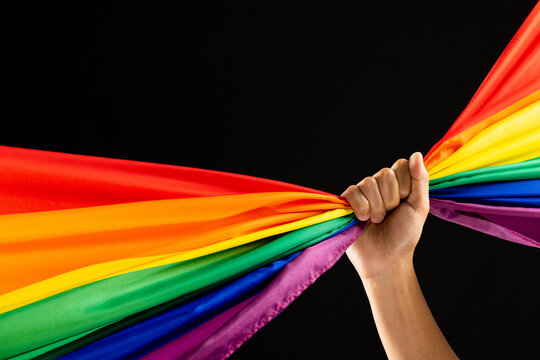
[
  {"x1": 342, "y1": 153, "x2": 453, "y2": 358},
  {"x1": 359, "y1": 259, "x2": 458, "y2": 360}
]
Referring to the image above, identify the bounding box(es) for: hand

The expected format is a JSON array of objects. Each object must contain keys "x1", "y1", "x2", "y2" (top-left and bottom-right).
[
  {"x1": 341, "y1": 152, "x2": 429, "y2": 280},
  {"x1": 342, "y1": 155, "x2": 458, "y2": 359}
]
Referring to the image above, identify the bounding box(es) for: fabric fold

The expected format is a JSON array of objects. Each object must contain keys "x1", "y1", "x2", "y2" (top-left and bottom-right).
[
  {"x1": 141, "y1": 223, "x2": 364, "y2": 360},
  {"x1": 0, "y1": 215, "x2": 356, "y2": 359},
  {"x1": 2, "y1": 2, "x2": 540, "y2": 358}
]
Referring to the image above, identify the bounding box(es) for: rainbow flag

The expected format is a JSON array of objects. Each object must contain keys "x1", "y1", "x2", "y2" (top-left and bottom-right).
[{"x1": 1, "y1": 2, "x2": 539, "y2": 359}]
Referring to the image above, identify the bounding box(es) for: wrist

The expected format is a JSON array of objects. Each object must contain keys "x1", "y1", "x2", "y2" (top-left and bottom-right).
[
  {"x1": 346, "y1": 244, "x2": 416, "y2": 283},
  {"x1": 360, "y1": 256, "x2": 415, "y2": 284},
  {"x1": 360, "y1": 260, "x2": 419, "y2": 317}
]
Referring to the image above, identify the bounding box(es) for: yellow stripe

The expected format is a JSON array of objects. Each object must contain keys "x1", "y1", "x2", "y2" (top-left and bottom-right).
[
  {"x1": 425, "y1": 89, "x2": 540, "y2": 171},
  {"x1": 0, "y1": 208, "x2": 352, "y2": 315},
  {"x1": 429, "y1": 98, "x2": 540, "y2": 179},
  {"x1": 0, "y1": 191, "x2": 347, "y2": 296}
]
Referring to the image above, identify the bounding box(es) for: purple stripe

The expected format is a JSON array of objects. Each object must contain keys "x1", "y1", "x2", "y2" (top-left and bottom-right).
[
  {"x1": 140, "y1": 223, "x2": 364, "y2": 360},
  {"x1": 140, "y1": 198, "x2": 540, "y2": 360},
  {"x1": 429, "y1": 198, "x2": 540, "y2": 248},
  {"x1": 139, "y1": 297, "x2": 255, "y2": 360}
]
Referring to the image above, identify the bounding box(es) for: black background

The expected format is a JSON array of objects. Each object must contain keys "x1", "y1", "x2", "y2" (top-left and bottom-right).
[{"x1": 2, "y1": 1, "x2": 540, "y2": 359}]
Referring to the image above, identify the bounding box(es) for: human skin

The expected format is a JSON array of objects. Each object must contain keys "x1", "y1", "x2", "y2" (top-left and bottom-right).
[{"x1": 341, "y1": 152, "x2": 458, "y2": 360}]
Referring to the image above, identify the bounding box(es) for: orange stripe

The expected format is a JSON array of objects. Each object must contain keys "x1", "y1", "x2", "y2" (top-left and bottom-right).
[
  {"x1": 0, "y1": 192, "x2": 348, "y2": 295},
  {"x1": 425, "y1": 89, "x2": 540, "y2": 171}
]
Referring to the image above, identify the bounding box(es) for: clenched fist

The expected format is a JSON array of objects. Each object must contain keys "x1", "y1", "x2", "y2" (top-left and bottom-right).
[{"x1": 341, "y1": 152, "x2": 430, "y2": 280}]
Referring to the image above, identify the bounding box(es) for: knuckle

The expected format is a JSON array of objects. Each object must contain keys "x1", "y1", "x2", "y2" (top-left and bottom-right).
[
  {"x1": 387, "y1": 195, "x2": 400, "y2": 209},
  {"x1": 342, "y1": 185, "x2": 357, "y2": 197},
  {"x1": 399, "y1": 184, "x2": 411, "y2": 197},
  {"x1": 358, "y1": 196, "x2": 369, "y2": 212},
  {"x1": 354, "y1": 205, "x2": 369, "y2": 219},
  {"x1": 353, "y1": 198, "x2": 370, "y2": 220},
  {"x1": 372, "y1": 207, "x2": 386, "y2": 219},
  {"x1": 375, "y1": 168, "x2": 395, "y2": 181},
  {"x1": 380, "y1": 167, "x2": 394, "y2": 177},
  {"x1": 392, "y1": 158, "x2": 408, "y2": 169},
  {"x1": 358, "y1": 176, "x2": 376, "y2": 189}
]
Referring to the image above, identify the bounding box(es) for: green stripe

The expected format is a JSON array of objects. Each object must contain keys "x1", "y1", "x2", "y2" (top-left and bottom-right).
[
  {"x1": 9, "y1": 324, "x2": 111, "y2": 360},
  {"x1": 429, "y1": 157, "x2": 540, "y2": 190},
  {"x1": 0, "y1": 214, "x2": 356, "y2": 359}
]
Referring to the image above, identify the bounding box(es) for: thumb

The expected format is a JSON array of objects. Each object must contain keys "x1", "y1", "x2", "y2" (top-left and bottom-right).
[{"x1": 406, "y1": 152, "x2": 429, "y2": 217}]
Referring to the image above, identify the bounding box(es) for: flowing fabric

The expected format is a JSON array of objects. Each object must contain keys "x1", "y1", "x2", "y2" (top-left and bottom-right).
[
  {"x1": 2, "y1": 2, "x2": 540, "y2": 359},
  {"x1": 50, "y1": 253, "x2": 300, "y2": 360},
  {"x1": 424, "y1": 3, "x2": 540, "y2": 169},
  {"x1": 429, "y1": 199, "x2": 540, "y2": 248},
  {"x1": 429, "y1": 179, "x2": 540, "y2": 206},
  {"x1": 429, "y1": 157, "x2": 540, "y2": 190}
]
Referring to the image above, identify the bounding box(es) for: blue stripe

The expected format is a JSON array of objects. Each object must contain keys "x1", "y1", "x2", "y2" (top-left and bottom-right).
[{"x1": 60, "y1": 252, "x2": 300, "y2": 360}]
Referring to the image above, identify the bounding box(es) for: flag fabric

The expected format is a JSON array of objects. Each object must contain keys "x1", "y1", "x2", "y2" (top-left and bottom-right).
[{"x1": 1, "y1": 2, "x2": 540, "y2": 359}]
